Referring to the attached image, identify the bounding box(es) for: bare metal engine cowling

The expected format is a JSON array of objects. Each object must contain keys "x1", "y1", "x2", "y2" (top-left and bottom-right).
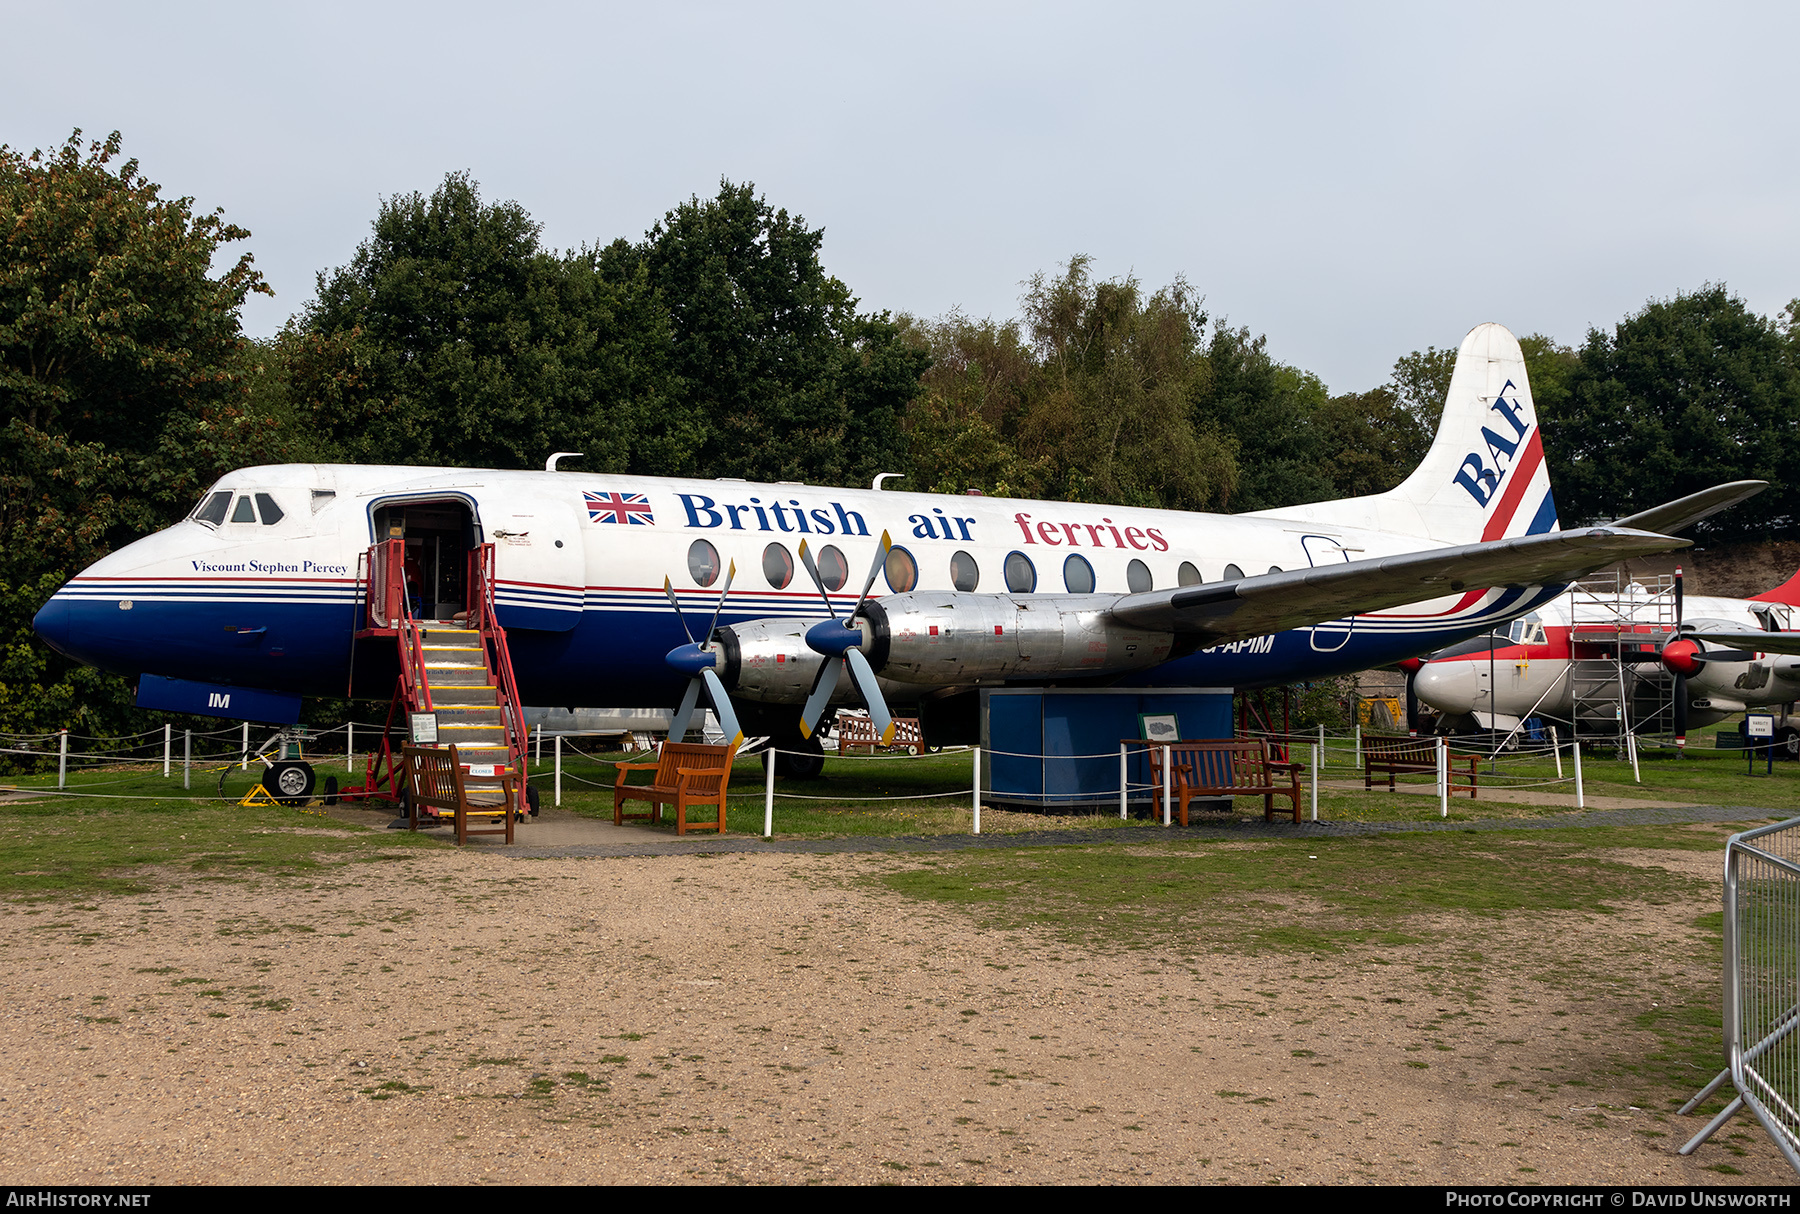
[{"x1": 715, "y1": 593, "x2": 1178, "y2": 703}]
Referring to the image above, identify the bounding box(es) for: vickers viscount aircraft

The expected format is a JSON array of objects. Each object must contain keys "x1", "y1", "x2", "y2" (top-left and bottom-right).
[{"x1": 33, "y1": 323, "x2": 1708, "y2": 788}]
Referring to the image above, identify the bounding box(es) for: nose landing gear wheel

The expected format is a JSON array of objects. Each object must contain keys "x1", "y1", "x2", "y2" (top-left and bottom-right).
[{"x1": 264, "y1": 760, "x2": 316, "y2": 807}]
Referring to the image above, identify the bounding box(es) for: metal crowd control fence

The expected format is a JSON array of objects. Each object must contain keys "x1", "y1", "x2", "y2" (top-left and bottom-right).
[{"x1": 1679, "y1": 816, "x2": 1800, "y2": 1174}]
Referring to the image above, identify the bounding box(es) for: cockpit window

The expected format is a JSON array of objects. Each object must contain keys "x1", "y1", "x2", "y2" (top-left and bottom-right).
[
  {"x1": 255, "y1": 493, "x2": 284, "y2": 525},
  {"x1": 230, "y1": 495, "x2": 257, "y2": 523},
  {"x1": 194, "y1": 491, "x2": 231, "y2": 527},
  {"x1": 1507, "y1": 613, "x2": 1547, "y2": 646}
]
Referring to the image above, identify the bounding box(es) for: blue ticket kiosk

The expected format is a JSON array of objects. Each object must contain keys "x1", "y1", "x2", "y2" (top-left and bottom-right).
[{"x1": 981, "y1": 686, "x2": 1234, "y2": 810}]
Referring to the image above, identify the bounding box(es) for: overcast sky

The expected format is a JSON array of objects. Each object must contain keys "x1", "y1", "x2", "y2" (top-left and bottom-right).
[{"x1": 5, "y1": 1, "x2": 1796, "y2": 393}]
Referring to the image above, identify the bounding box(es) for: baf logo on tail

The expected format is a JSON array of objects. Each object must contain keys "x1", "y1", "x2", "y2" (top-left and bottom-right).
[{"x1": 1452, "y1": 385, "x2": 1534, "y2": 507}]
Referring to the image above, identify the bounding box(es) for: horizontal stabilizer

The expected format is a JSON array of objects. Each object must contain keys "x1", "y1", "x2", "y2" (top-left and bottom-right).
[
  {"x1": 1110, "y1": 527, "x2": 1688, "y2": 645},
  {"x1": 1605, "y1": 480, "x2": 1767, "y2": 536}
]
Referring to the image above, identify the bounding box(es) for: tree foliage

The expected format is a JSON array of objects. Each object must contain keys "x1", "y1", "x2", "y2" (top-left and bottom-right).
[
  {"x1": 1540, "y1": 285, "x2": 1800, "y2": 538},
  {"x1": 0, "y1": 131, "x2": 272, "y2": 733},
  {"x1": 286, "y1": 172, "x2": 688, "y2": 473},
  {"x1": 602, "y1": 181, "x2": 929, "y2": 486},
  {"x1": 901, "y1": 259, "x2": 1239, "y2": 509}
]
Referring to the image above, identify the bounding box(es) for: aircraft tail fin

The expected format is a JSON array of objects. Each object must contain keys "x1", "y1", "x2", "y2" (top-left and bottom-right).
[
  {"x1": 1751, "y1": 568, "x2": 1800, "y2": 607},
  {"x1": 1245, "y1": 322, "x2": 1557, "y2": 544}
]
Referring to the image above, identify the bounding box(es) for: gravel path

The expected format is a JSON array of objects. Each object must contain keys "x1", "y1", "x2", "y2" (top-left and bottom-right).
[{"x1": 2, "y1": 811, "x2": 1793, "y2": 1185}]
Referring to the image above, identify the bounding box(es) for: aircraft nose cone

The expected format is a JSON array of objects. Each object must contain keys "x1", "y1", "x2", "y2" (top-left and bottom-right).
[
  {"x1": 1413, "y1": 661, "x2": 1479, "y2": 714},
  {"x1": 31, "y1": 593, "x2": 73, "y2": 657},
  {"x1": 1662, "y1": 638, "x2": 1704, "y2": 678},
  {"x1": 665, "y1": 642, "x2": 716, "y2": 677}
]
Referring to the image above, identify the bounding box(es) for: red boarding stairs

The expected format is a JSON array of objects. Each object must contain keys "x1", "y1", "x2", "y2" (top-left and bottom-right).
[{"x1": 341, "y1": 540, "x2": 529, "y2": 819}]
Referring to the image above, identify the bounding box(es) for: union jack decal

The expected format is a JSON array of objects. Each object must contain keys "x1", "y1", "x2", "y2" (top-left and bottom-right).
[{"x1": 584, "y1": 491, "x2": 654, "y2": 525}]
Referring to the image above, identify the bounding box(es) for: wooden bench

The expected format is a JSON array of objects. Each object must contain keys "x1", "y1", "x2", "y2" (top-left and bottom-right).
[
  {"x1": 400, "y1": 743, "x2": 517, "y2": 846},
  {"x1": 1362, "y1": 735, "x2": 1478, "y2": 797},
  {"x1": 613, "y1": 740, "x2": 739, "y2": 835},
  {"x1": 837, "y1": 713, "x2": 927, "y2": 754},
  {"x1": 1140, "y1": 739, "x2": 1303, "y2": 825}
]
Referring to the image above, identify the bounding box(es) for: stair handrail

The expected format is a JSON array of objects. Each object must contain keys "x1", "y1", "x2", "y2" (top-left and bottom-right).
[{"x1": 468, "y1": 543, "x2": 528, "y2": 813}]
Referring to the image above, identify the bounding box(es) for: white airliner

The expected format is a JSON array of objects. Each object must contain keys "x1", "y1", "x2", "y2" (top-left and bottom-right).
[{"x1": 32, "y1": 323, "x2": 1705, "y2": 773}]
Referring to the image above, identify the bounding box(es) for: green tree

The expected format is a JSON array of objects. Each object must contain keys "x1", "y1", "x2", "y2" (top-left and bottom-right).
[
  {"x1": 288, "y1": 172, "x2": 690, "y2": 474},
  {"x1": 605, "y1": 181, "x2": 929, "y2": 487},
  {"x1": 1540, "y1": 285, "x2": 1800, "y2": 537},
  {"x1": 1311, "y1": 386, "x2": 1430, "y2": 497},
  {"x1": 1017, "y1": 258, "x2": 1238, "y2": 510},
  {"x1": 1192, "y1": 325, "x2": 1329, "y2": 511},
  {"x1": 0, "y1": 130, "x2": 273, "y2": 735}
]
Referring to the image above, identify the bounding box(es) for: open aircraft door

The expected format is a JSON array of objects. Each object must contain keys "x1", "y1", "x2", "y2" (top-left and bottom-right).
[{"x1": 481, "y1": 484, "x2": 586, "y2": 632}]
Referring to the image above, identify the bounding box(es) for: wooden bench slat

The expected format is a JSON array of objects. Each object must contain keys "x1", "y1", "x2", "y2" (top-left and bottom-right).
[
  {"x1": 400, "y1": 743, "x2": 517, "y2": 845},
  {"x1": 1137, "y1": 739, "x2": 1303, "y2": 825},
  {"x1": 1362, "y1": 735, "x2": 1478, "y2": 798},
  {"x1": 613, "y1": 741, "x2": 739, "y2": 835}
]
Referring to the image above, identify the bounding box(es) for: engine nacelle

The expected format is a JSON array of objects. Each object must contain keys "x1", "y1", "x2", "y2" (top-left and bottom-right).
[
  {"x1": 712, "y1": 616, "x2": 832, "y2": 703},
  {"x1": 861, "y1": 592, "x2": 1176, "y2": 684}
]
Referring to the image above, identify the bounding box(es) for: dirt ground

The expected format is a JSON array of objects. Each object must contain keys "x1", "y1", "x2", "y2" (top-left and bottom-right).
[{"x1": 0, "y1": 841, "x2": 1790, "y2": 1186}]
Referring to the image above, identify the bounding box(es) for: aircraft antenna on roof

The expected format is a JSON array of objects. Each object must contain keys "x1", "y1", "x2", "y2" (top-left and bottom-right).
[
  {"x1": 871, "y1": 472, "x2": 904, "y2": 491},
  {"x1": 546, "y1": 452, "x2": 584, "y2": 471}
]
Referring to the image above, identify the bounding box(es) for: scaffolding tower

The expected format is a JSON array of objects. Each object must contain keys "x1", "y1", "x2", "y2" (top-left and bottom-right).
[{"x1": 1567, "y1": 571, "x2": 1679, "y2": 741}]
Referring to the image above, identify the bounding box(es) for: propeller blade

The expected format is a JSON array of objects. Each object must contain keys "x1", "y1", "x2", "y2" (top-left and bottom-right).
[
  {"x1": 703, "y1": 559, "x2": 737, "y2": 639},
  {"x1": 798, "y1": 656, "x2": 844, "y2": 741},
  {"x1": 796, "y1": 541, "x2": 839, "y2": 621},
  {"x1": 670, "y1": 677, "x2": 702, "y2": 743},
  {"x1": 699, "y1": 667, "x2": 745, "y2": 749},
  {"x1": 1674, "y1": 670, "x2": 1688, "y2": 744},
  {"x1": 843, "y1": 647, "x2": 896, "y2": 745},
  {"x1": 663, "y1": 576, "x2": 695, "y2": 645},
  {"x1": 849, "y1": 530, "x2": 893, "y2": 619}
]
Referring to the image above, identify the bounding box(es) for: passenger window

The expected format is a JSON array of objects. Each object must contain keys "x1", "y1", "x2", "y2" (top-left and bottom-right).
[
  {"x1": 1004, "y1": 551, "x2": 1037, "y2": 594},
  {"x1": 194, "y1": 492, "x2": 231, "y2": 527},
  {"x1": 230, "y1": 495, "x2": 257, "y2": 523},
  {"x1": 255, "y1": 493, "x2": 284, "y2": 525},
  {"x1": 884, "y1": 546, "x2": 919, "y2": 593},
  {"x1": 950, "y1": 550, "x2": 979, "y2": 592},
  {"x1": 762, "y1": 543, "x2": 794, "y2": 590},
  {"x1": 688, "y1": 539, "x2": 720, "y2": 587},
  {"x1": 1063, "y1": 554, "x2": 1095, "y2": 594},
  {"x1": 1222, "y1": 563, "x2": 1244, "y2": 581},
  {"x1": 1126, "y1": 559, "x2": 1153, "y2": 594},
  {"x1": 1178, "y1": 561, "x2": 1202, "y2": 586},
  {"x1": 1267, "y1": 565, "x2": 1281, "y2": 575},
  {"x1": 817, "y1": 544, "x2": 849, "y2": 592}
]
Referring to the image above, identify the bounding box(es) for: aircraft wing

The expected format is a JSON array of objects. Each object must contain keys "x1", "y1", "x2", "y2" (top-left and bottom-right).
[
  {"x1": 1692, "y1": 631, "x2": 1800, "y2": 657},
  {"x1": 1108, "y1": 527, "x2": 1687, "y2": 645},
  {"x1": 1605, "y1": 480, "x2": 1767, "y2": 536}
]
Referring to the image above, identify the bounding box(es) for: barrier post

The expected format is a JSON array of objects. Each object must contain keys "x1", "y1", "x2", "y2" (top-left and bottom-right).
[
  {"x1": 1629, "y1": 731, "x2": 1641, "y2": 783},
  {"x1": 1161, "y1": 744, "x2": 1171, "y2": 827},
  {"x1": 346, "y1": 721, "x2": 354, "y2": 772},
  {"x1": 58, "y1": 729, "x2": 68, "y2": 789},
  {"x1": 1353, "y1": 722, "x2": 1362, "y2": 769},
  {"x1": 1119, "y1": 742, "x2": 1128, "y2": 820},
  {"x1": 183, "y1": 729, "x2": 192, "y2": 790},
  {"x1": 972, "y1": 747, "x2": 982, "y2": 835},
  {"x1": 534, "y1": 723, "x2": 542, "y2": 764},
  {"x1": 1550, "y1": 725, "x2": 1562, "y2": 778},
  {"x1": 1310, "y1": 736, "x2": 1320, "y2": 822},
  {"x1": 163, "y1": 723, "x2": 171, "y2": 778},
  {"x1": 764, "y1": 747, "x2": 776, "y2": 838},
  {"x1": 554, "y1": 734, "x2": 563, "y2": 807},
  {"x1": 1573, "y1": 737, "x2": 1585, "y2": 808},
  {"x1": 1436, "y1": 735, "x2": 1448, "y2": 818},
  {"x1": 240, "y1": 721, "x2": 249, "y2": 770}
]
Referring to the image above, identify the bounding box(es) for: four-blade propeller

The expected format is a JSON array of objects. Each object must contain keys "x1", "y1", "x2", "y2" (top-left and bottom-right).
[
  {"x1": 662, "y1": 562, "x2": 745, "y2": 748},
  {"x1": 796, "y1": 532, "x2": 898, "y2": 746}
]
